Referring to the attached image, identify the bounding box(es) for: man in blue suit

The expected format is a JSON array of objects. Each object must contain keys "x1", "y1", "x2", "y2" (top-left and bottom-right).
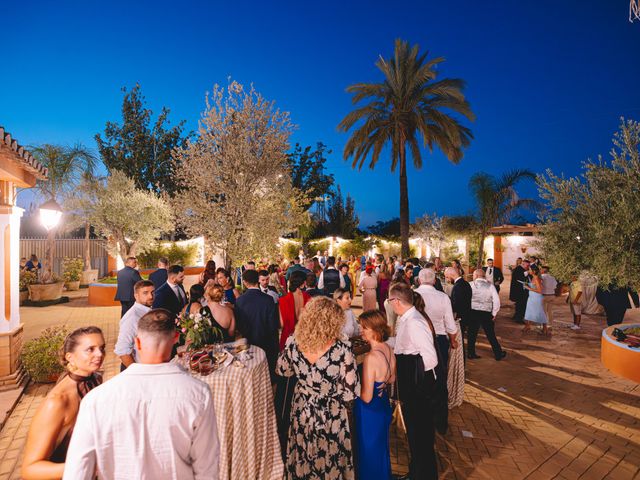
[
  {"x1": 149, "y1": 257, "x2": 169, "y2": 289},
  {"x1": 114, "y1": 257, "x2": 143, "y2": 317},
  {"x1": 152, "y1": 265, "x2": 187, "y2": 317},
  {"x1": 235, "y1": 269, "x2": 280, "y2": 382}
]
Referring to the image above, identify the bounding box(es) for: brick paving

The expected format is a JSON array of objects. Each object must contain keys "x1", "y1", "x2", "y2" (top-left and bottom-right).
[{"x1": 0, "y1": 286, "x2": 639, "y2": 479}]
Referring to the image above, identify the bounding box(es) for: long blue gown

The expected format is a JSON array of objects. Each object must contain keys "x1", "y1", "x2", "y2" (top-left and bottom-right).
[
  {"x1": 354, "y1": 380, "x2": 392, "y2": 480},
  {"x1": 524, "y1": 281, "x2": 548, "y2": 324}
]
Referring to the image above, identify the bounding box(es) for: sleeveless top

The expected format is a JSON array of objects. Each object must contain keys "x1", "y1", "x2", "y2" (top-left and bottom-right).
[{"x1": 202, "y1": 305, "x2": 234, "y2": 343}]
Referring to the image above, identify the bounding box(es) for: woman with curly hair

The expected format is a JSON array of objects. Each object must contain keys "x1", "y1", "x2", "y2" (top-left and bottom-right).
[
  {"x1": 22, "y1": 327, "x2": 105, "y2": 479},
  {"x1": 276, "y1": 297, "x2": 360, "y2": 480}
]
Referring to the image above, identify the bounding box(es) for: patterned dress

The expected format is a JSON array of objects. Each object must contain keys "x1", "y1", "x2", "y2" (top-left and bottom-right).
[{"x1": 276, "y1": 337, "x2": 359, "y2": 480}]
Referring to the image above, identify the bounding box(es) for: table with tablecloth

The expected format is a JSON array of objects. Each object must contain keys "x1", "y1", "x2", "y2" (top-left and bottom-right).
[{"x1": 173, "y1": 345, "x2": 284, "y2": 480}]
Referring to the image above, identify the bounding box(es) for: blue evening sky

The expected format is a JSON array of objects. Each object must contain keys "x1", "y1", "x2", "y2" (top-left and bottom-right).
[{"x1": 2, "y1": 0, "x2": 639, "y2": 227}]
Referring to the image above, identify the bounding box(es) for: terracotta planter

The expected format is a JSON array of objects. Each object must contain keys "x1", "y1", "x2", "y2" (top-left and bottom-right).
[
  {"x1": 19, "y1": 290, "x2": 29, "y2": 305},
  {"x1": 28, "y1": 282, "x2": 65, "y2": 302},
  {"x1": 81, "y1": 269, "x2": 99, "y2": 286},
  {"x1": 65, "y1": 281, "x2": 81, "y2": 291}
]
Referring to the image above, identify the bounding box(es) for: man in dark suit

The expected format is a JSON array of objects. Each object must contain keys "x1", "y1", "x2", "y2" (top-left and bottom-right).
[
  {"x1": 510, "y1": 259, "x2": 530, "y2": 323},
  {"x1": 483, "y1": 258, "x2": 505, "y2": 292},
  {"x1": 152, "y1": 265, "x2": 187, "y2": 317},
  {"x1": 235, "y1": 269, "x2": 280, "y2": 382},
  {"x1": 446, "y1": 266, "x2": 472, "y2": 359},
  {"x1": 149, "y1": 257, "x2": 169, "y2": 289},
  {"x1": 114, "y1": 257, "x2": 143, "y2": 317}
]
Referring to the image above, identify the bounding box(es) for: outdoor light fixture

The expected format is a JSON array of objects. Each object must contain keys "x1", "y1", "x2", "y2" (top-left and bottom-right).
[{"x1": 39, "y1": 199, "x2": 63, "y2": 231}]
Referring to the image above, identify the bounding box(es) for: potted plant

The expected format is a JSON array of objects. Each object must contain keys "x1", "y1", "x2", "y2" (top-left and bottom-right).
[
  {"x1": 28, "y1": 273, "x2": 65, "y2": 302},
  {"x1": 21, "y1": 326, "x2": 69, "y2": 383},
  {"x1": 19, "y1": 269, "x2": 37, "y2": 304},
  {"x1": 62, "y1": 257, "x2": 84, "y2": 291}
]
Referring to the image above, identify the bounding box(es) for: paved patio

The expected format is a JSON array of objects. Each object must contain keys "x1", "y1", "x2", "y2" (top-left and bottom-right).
[{"x1": 0, "y1": 285, "x2": 638, "y2": 479}]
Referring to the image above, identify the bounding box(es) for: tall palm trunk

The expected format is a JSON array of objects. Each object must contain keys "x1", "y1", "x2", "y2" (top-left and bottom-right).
[
  {"x1": 399, "y1": 142, "x2": 410, "y2": 258},
  {"x1": 83, "y1": 221, "x2": 92, "y2": 271},
  {"x1": 476, "y1": 229, "x2": 487, "y2": 270}
]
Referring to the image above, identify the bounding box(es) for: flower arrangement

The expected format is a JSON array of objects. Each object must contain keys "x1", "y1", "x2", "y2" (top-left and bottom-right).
[
  {"x1": 176, "y1": 310, "x2": 223, "y2": 350},
  {"x1": 20, "y1": 269, "x2": 38, "y2": 291}
]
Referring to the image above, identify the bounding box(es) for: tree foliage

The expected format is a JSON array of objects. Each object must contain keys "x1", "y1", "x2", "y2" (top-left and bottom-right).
[
  {"x1": 412, "y1": 213, "x2": 446, "y2": 256},
  {"x1": 338, "y1": 39, "x2": 475, "y2": 256},
  {"x1": 368, "y1": 218, "x2": 401, "y2": 239},
  {"x1": 95, "y1": 83, "x2": 189, "y2": 196},
  {"x1": 90, "y1": 170, "x2": 173, "y2": 260},
  {"x1": 326, "y1": 186, "x2": 359, "y2": 238},
  {"x1": 173, "y1": 81, "x2": 305, "y2": 265},
  {"x1": 287, "y1": 142, "x2": 334, "y2": 211},
  {"x1": 469, "y1": 170, "x2": 538, "y2": 268},
  {"x1": 538, "y1": 118, "x2": 640, "y2": 288}
]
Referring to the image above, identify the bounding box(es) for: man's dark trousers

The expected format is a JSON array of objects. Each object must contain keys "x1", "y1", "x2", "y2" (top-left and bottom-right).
[
  {"x1": 467, "y1": 310, "x2": 503, "y2": 359},
  {"x1": 402, "y1": 370, "x2": 438, "y2": 480}
]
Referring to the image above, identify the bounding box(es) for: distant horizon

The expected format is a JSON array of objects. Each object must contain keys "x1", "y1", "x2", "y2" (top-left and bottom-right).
[{"x1": 3, "y1": 1, "x2": 639, "y2": 226}]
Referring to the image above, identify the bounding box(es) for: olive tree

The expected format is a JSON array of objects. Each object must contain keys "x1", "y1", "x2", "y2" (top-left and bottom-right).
[{"x1": 538, "y1": 118, "x2": 640, "y2": 288}]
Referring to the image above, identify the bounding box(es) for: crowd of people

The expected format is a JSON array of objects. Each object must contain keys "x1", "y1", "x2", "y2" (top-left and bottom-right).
[{"x1": 19, "y1": 250, "x2": 638, "y2": 480}]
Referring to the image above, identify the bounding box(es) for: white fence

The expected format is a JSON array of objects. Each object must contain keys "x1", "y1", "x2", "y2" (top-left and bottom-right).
[{"x1": 20, "y1": 238, "x2": 109, "y2": 277}]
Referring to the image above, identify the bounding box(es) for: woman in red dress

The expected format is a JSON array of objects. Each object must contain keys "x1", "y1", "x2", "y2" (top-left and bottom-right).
[{"x1": 279, "y1": 270, "x2": 311, "y2": 350}]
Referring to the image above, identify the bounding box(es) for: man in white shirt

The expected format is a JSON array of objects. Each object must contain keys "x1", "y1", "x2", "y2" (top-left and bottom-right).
[
  {"x1": 541, "y1": 266, "x2": 558, "y2": 324},
  {"x1": 64, "y1": 309, "x2": 219, "y2": 480},
  {"x1": 468, "y1": 269, "x2": 507, "y2": 361},
  {"x1": 114, "y1": 280, "x2": 155, "y2": 371},
  {"x1": 317, "y1": 256, "x2": 346, "y2": 296},
  {"x1": 388, "y1": 282, "x2": 438, "y2": 480},
  {"x1": 415, "y1": 268, "x2": 458, "y2": 370}
]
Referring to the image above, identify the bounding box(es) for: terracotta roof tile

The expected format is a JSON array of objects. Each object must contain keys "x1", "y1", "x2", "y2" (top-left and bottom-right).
[{"x1": 0, "y1": 126, "x2": 48, "y2": 180}]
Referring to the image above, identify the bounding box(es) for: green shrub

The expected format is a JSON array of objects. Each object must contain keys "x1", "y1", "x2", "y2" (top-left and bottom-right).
[
  {"x1": 21, "y1": 326, "x2": 68, "y2": 383},
  {"x1": 138, "y1": 243, "x2": 199, "y2": 269},
  {"x1": 281, "y1": 241, "x2": 301, "y2": 260},
  {"x1": 308, "y1": 239, "x2": 330, "y2": 255},
  {"x1": 62, "y1": 257, "x2": 84, "y2": 283},
  {"x1": 19, "y1": 270, "x2": 38, "y2": 291}
]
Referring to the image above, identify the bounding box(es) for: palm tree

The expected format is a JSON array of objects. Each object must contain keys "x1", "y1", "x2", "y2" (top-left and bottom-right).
[
  {"x1": 338, "y1": 39, "x2": 475, "y2": 256},
  {"x1": 469, "y1": 169, "x2": 539, "y2": 269},
  {"x1": 30, "y1": 144, "x2": 97, "y2": 282}
]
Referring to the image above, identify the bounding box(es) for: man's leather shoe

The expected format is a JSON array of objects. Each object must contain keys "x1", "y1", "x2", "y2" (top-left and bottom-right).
[
  {"x1": 468, "y1": 353, "x2": 481, "y2": 359},
  {"x1": 496, "y1": 351, "x2": 507, "y2": 361}
]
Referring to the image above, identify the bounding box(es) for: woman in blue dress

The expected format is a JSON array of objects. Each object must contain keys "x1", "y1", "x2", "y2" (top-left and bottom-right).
[
  {"x1": 523, "y1": 264, "x2": 550, "y2": 335},
  {"x1": 215, "y1": 268, "x2": 240, "y2": 305},
  {"x1": 354, "y1": 310, "x2": 396, "y2": 480}
]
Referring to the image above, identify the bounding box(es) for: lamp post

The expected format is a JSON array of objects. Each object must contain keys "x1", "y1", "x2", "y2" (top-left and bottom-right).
[
  {"x1": 39, "y1": 199, "x2": 63, "y2": 282},
  {"x1": 39, "y1": 198, "x2": 63, "y2": 231}
]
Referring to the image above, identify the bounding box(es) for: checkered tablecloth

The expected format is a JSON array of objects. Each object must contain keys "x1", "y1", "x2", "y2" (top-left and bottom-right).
[{"x1": 173, "y1": 346, "x2": 284, "y2": 480}]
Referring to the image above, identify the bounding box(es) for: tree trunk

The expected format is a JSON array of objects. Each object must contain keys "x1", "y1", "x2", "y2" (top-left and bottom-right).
[
  {"x1": 42, "y1": 227, "x2": 57, "y2": 283},
  {"x1": 398, "y1": 142, "x2": 410, "y2": 258},
  {"x1": 83, "y1": 221, "x2": 91, "y2": 271},
  {"x1": 476, "y1": 230, "x2": 487, "y2": 270}
]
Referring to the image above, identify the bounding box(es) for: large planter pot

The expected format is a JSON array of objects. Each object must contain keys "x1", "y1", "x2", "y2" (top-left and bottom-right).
[
  {"x1": 88, "y1": 283, "x2": 120, "y2": 306},
  {"x1": 65, "y1": 281, "x2": 81, "y2": 291},
  {"x1": 81, "y1": 269, "x2": 99, "y2": 286},
  {"x1": 28, "y1": 282, "x2": 65, "y2": 302},
  {"x1": 601, "y1": 324, "x2": 640, "y2": 383},
  {"x1": 19, "y1": 290, "x2": 29, "y2": 305}
]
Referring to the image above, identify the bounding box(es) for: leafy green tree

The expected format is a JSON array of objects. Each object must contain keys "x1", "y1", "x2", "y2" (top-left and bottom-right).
[
  {"x1": 90, "y1": 170, "x2": 173, "y2": 261},
  {"x1": 326, "y1": 186, "x2": 359, "y2": 238},
  {"x1": 30, "y1": 144, "x2": 97, "y2": 282},
  {"x1": 287, "y1": 142, "x2": 334, "y2": 210},
  {"x1": 469, "y1": 170, "x2": 538, "y2": 269},
  {"x1": 338, "y1": 39, "x2": 475, "y2": 257},
  {"x1": 538, "y1": 118, "x2": 640, "y2": 288},
  {"x1": 64, "y1": 173, "x2": 101, "y2": 271},
  {"x1": 411, "y1": 213, "x2": 446, "y2": 257},
  {"x1": 95, "y1": 83, "x2": 189, "y2": 196}
]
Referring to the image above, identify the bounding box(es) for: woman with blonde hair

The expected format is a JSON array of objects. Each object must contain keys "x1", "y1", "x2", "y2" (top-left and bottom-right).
[
  {"x1": 203, "y1": 283, "x2": 236, "y2": 342},
  {"x1": 276, "y1": 297, "x2": 359, "y2": 479},
  {"x1": 22, "y1": 327, "x2": 105, "y2": 479},
  {"x1": 354, "y1": 310, "x2": 396, "y2": 479}
]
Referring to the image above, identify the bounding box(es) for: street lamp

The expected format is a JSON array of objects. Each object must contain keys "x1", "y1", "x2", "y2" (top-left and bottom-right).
[{"x1": 39, "y1": 199, "x2": 62, "y2": 231}]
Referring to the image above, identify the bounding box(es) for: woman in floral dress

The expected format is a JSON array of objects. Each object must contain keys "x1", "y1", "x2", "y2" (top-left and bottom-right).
[{"x1": 276, "y1": 297, "x2": 360, "y2": 479}]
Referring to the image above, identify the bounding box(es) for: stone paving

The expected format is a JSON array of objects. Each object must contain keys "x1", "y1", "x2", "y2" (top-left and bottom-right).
[{"x1": 0, "y1": 286, "x2": 639, "y2": 479}]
